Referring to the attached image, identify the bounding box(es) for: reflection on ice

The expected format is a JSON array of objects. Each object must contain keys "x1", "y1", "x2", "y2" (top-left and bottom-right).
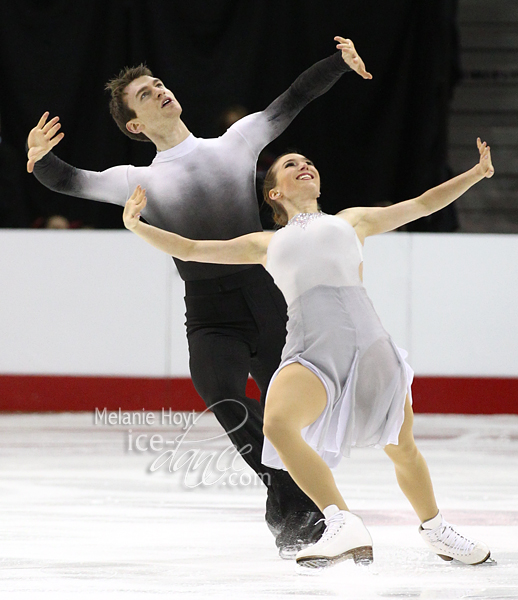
[{"x1": 0, "y1": 412, "x2": 516, "y2": 599}]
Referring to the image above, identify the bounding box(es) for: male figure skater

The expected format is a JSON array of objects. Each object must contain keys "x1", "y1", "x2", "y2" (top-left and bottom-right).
[{"x1": 26, "y1": 37, "x2": 372, "y2": 557}]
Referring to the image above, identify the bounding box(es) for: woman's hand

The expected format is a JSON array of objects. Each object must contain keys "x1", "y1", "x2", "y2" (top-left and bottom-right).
[
  {"x1": 476, "y1": 138, "x2": 495, "y2": 178},
  {"x1": 27, "y1": 112, "x2": 65, "y2": 173},
  {"x1": 334, "y1": 37, "x2": 372, "y2": 80},
  {"x1": 123, "y1": 185, "x2": 147, "y2": 230}
]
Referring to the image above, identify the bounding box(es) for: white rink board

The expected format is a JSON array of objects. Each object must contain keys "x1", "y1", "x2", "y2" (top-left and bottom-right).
[
  {"x1": 0, "y1": 230, "x2": 517, "y2": 377},
  {"x1": 410, "y1": 234, "x2": 518, "y2": 375},
  {"x1": 0, "y1": 231, "x2": 187, "y2": 377}
]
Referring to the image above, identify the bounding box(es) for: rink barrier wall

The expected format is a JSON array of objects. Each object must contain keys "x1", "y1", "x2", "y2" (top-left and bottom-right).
[
  {"x1": 1, "y1": 231, "x2": 517, "y2": 414},
  {"x1": 0, "y1": 374, "x2": 516, "y2": 414}
]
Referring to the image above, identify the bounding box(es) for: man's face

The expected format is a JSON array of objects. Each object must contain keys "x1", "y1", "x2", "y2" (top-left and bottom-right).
[{"x1": 124, "y1": 76, "x2": 182, "y2": 136}]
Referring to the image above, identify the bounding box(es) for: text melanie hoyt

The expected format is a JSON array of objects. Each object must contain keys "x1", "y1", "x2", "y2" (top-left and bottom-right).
[
  {"x1": 94, "y1": 408, "x2": 196, "y2": 430},
  {"x1": 91, "y1": 405, "x2": 268, "y2": 488}
]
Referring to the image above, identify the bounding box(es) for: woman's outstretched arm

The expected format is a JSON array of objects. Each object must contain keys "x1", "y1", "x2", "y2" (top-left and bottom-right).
[
  {"x1": 338, "y1": 139, "x2": 494, "y2": 241},
  {"x1": 123, "y1": 186, "x2": 272, "y2": 265}
]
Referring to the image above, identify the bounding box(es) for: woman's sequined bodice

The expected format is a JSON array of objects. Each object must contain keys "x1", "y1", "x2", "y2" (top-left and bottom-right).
[{"x1": 266, "y1": 214, "x2": 363, "y2": 306}]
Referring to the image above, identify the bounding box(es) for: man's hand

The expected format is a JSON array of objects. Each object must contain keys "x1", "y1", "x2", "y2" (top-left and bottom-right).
[
  {"x1": 123, "y1": 185, "x2": 147, "y2": 230},
  {"x1": 476, "y1": 138, "x2": 495, "y2": 178},
  {"x1": 27, "y1": 112, "x2": 65, "y2": 173},
  {"x1": 334, "y1": 37, "x2": 372, "y2": 80}
]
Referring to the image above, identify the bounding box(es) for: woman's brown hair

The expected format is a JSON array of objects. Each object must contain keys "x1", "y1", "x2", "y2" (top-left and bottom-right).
[{"x1": 262, "y1": 153, "x2": 293, "y2": 227}]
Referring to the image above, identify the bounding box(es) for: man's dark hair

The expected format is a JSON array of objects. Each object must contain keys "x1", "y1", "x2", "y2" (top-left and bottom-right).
[{"x1": 105, "y1": 64, "x2": 153, "y2": 143}]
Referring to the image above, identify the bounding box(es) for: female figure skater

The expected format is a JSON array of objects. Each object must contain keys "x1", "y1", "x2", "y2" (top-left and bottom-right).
[{"x1": 122, "y1": 139, "x2": 494, "y2": 569}]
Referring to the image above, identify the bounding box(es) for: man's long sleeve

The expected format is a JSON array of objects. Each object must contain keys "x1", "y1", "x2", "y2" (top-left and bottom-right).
[
  {"x1": 230, "y1": 52, "x2": 351, "y2": 154},
  {"x1": 32, "y1": 151, "x2": 130, "y2": 207}
]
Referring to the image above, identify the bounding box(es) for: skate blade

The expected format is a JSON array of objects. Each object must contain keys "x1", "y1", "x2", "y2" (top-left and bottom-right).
[
  {"x1": 296, "y1": 545, "x2": 373, "y2": 571},
  {"x1": 438, "y1": 554, "x2": 454, "y2": 562},
  {"x1": 278, "y1": 545, "x2": 299, "y2": 560},
  {"x1": 438, "y1": 552, "x2": 496, "y2": 566}
]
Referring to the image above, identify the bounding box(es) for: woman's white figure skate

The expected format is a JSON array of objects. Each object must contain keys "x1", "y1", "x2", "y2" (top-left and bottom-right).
[
  {"x1": 295, "y1": 505, "x2": 373, "y2": 570},
  {"x1": 419, "y1": 512, "x2": 491, "y2": 565}
]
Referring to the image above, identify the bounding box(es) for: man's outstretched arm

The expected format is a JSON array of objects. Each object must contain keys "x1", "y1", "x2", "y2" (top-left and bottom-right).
[
  {"x1": 230, "y1": 37, "x2": 372, "y2": 153},
  {"x1": 27, "y1": 112, "x2": 130, "y2": 206}
]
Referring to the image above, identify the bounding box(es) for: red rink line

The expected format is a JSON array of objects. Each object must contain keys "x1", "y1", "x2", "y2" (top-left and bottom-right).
[{"x1": 0, "y1": 375, "x2": 516, "y2": 413}]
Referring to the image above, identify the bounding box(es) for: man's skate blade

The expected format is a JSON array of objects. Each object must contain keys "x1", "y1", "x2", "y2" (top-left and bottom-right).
[
  {"x1": 279, "y1": 546, "x2": 299, "y2": 560},
  {"x1": 296, "y1": 545, "x2": 373, "y2": 570}
]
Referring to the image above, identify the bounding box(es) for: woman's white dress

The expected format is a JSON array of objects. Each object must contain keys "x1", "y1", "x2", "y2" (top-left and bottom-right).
[{"x1": 262, "y1": 212, "x2": 413, "y2": 470}]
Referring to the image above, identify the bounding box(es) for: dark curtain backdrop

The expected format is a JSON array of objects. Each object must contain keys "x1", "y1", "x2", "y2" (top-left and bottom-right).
[{"x1": 0, "y1": 0, "x2": 459, "y2": 230}]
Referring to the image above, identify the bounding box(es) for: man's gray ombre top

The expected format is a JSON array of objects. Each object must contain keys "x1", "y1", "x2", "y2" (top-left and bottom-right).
[{"x1": 32, "y1": 52, "x2": 350, "y2": 281}]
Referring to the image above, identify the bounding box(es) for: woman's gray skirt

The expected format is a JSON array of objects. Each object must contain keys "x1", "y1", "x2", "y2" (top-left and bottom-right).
[{"x1": 262, "y1": 285, "x2": 413, "y2": 470}]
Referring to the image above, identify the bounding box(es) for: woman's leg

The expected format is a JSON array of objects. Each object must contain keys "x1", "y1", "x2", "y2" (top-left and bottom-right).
[
  {"x1": 383, "y1": 396, "x2": 439, "y2": 522},
  {"x1": 385, "y1": 395, "x2": 491, "y2": 564},
  {"x1": 263, "y1": 362, "x2": 349, "y2": 512}
]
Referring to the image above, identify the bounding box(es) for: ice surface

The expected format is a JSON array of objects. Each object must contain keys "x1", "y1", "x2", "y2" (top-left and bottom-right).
[{"x1": 0, "y1": 411, "x2": 516, "y2": 599}]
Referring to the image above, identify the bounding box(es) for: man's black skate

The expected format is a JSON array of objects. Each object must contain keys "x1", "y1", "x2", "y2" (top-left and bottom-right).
[
  {"x1": 265, "y1": 513, "x2": 283, "y2": 539},
  {"x1": 275, "y1": 511, "x2": 326, "y2": 559}
]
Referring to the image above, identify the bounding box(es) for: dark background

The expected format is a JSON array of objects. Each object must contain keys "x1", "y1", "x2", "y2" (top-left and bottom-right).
[{"x1": 0, "y1": 0, "x2": 460, "y2": 230}]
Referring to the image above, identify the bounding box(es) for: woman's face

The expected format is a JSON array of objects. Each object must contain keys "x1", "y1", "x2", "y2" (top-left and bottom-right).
[{"x1": 271, "y1": 153, "x2": 321, "y2": 201}]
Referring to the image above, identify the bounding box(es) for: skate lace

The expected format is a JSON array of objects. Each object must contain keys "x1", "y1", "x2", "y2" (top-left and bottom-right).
[
  {"x1": 317, "y1": 512, "x2": 346, "y2": 544},
  {"x1": 431, "y1": 521, "x2": 476, "y2": 556}
]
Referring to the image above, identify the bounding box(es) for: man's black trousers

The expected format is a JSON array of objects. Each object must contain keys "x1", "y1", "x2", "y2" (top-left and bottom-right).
[{"x1": 184, "y1": 264, "x2": 319, "y2": 523}]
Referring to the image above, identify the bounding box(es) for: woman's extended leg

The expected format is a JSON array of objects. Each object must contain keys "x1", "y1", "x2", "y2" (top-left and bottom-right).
[
  {"x1": 384, "y1": 395, "x2": 491, "y2": 564},
  {"x1": 263, "y1": 362, "x2": 348, "y2": 512},
  {"x1": 383, "y1": 396, "x2": 439, "y2": 523}
]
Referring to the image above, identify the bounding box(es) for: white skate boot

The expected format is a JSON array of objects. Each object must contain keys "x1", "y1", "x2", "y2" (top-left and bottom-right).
[
  {"x1": 295, "y1": 505, "x2": 373, "y2": 569},
  {"x1": 419, "y1": 512, "x2": 491, "y2": 565}
]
